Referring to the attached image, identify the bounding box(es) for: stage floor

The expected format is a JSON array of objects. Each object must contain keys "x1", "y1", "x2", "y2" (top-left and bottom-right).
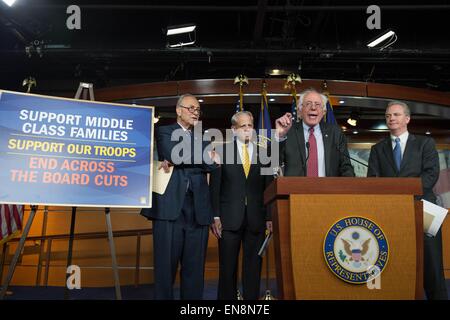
[{"x1": 3, "y1": 280, "x2": 450, "y2": 300}]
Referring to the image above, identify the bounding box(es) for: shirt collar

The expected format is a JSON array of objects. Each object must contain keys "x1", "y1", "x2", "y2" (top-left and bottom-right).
[
  {"x1": 391, "y1": 131, "x2": 409, "y2": 144},
  {"x1": 177, "y1": 121, "x2": 191, "y2": 132},
  {"x1": 302, "y1": 121, "x2": 321, "y2": 132},
  {"x1": 236, "y1": 138, "x2": 252, "y2": 149}
]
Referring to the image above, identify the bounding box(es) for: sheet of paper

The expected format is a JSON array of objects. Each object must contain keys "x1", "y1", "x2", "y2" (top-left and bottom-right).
[
  {"x1": 152, "y1": 161, "x2": 173, "y2": 195},
  {"x1": 422, "y1": 199, "x2": 448, "y2": 237}
]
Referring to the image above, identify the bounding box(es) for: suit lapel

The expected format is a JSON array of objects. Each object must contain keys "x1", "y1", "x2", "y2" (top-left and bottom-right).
[
  {"x1": 400, "y1": 134, "x2": 416, "y2": 172},
  {"x1": 248, "y1": 142, "x2": 258, "y2": 178},
  {"x1": 381, "y1": 137, "x2": 398, "y2": 173},
  {"x1": 294, "y1": 122, "x2": 306, "y2": 165},
  {"x1": 320, "y1": 123, "x2": 332, "y2": 176}
]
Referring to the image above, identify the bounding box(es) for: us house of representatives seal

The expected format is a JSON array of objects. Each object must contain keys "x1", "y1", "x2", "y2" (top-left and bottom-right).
[{"x1": 323, "y1": 216, "x2": 389, "y2": 284}]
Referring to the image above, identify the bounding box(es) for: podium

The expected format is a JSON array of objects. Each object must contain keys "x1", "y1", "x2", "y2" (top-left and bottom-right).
[{"x1": 264, "y1": 177, "x2": 423, "y2": 300}]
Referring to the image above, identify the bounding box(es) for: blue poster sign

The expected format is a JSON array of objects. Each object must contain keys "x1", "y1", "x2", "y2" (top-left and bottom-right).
[{"x1": 0, "y1": 90, "x2": 154, "y2": 208}]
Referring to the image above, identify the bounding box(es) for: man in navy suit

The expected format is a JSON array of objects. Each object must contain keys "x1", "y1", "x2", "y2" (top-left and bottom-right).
[
  {"x1": 141, "y1": 94, "x2": 218, "y2": 299},
  {"x1": 368, "y1": 101, "x2": 448, "y2": 300}
]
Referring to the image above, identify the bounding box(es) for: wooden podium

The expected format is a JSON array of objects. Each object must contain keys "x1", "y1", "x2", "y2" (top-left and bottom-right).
[{"x1": 264, "y1": 177, "x2": 424, "y2": 300}]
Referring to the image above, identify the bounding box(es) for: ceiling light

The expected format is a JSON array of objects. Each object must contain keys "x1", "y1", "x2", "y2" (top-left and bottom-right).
[
  {"x1": 265, "y1": 67, "x2": 294, "y2": 76},
  {"x1": 339, "y1": 100, "x2": 345, "y2": 104},
  {"x1": 269, "y1": 98, "x2": 275, "y2": 102},
  {"x1": 353, "y1": 131, "x2": 358, "y2": 135},
  {"x1": 367, "y1": 30, "x2": 397, "y2": 49},
  {"x1": 271, "y1": 69, "x2": 280, "y2": 75},
  {"x1": 2, "y1": 0, "x2": 16, "y2": 6},
  {"x1": 347, "y1": 110, "x2": 360, "y2": 127},
  {"x1": 425, "y1": 131, "x2": 431, "y2": 135},
  {"x1": 167, "y1": 24, "x2": 196, "y2": 36},
  {"x1": 374, "y1": 123, "x2": 388, "y2": 130},
  {"x1": 198, "y1": 99, "x2": 204, "y2": 103},
  {"x1": 166, "y1": 24, "x2": 196, "y2": 48}
]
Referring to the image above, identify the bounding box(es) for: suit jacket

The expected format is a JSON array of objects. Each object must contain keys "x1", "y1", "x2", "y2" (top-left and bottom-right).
[
  {"x1": 141, "y1": 123, "x2": 217, "y2": 225},
  {"x1": 210, "y1": 141, "x2": 273, "y2": 233},
  {"x1": 367, "y1": 134, "x2": 440, "y2": 203},
  {"x1": 280, "y1": 121, "x2": 355, "y2": 177}
]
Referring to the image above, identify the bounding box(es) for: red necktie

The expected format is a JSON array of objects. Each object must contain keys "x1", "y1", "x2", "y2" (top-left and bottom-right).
[{"x1": 307, "y1": 127, "x2": 318, "y2": 177}]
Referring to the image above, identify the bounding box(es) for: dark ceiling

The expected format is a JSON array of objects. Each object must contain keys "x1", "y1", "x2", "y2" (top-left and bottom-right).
[{"x1": 1, "y1": 1, "x2": 450, "y2": 95}]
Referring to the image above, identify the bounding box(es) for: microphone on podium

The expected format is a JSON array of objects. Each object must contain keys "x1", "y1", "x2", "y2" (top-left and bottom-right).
[
  {"x1": 334, "y1": 145, "x2": 374, "y2": 176},
  {"x1": 304, "y1": 142, "x2": 310, "y2": 176}
]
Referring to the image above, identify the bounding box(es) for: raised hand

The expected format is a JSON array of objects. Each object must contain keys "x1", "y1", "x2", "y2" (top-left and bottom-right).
[{"x1": 275, "y1": 112, "x2": 293, "y2": 138}]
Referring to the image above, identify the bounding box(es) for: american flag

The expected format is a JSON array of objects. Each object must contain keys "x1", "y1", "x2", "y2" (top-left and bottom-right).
[
  {"x1": 256, "y1": 86, "x2": 272, "y2": 147},
  {"x1": 0, "y1": 205, "x2": 24, "y2": 245}
]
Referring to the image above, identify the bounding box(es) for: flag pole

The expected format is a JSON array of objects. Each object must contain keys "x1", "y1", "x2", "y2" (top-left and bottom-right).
[{"x1": 233, "y1": 75, "x2": 248, "y2": 112}]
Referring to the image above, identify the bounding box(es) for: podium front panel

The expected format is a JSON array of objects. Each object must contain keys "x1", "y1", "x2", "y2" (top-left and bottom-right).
[{"x1": 290, "y1": 194, "x2": 417, "y2": 300}]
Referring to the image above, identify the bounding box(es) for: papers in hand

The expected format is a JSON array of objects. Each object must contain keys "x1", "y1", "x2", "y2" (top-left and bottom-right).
[
  {"x1": 152, "y1": 160, "x2": 173, "y2": 195},
  {"x1": 422, "y1": 199, "x2": 448, "y2": 237},
  {"x1": 258, "y1": 232, "x2": 273, "y2": 257}
]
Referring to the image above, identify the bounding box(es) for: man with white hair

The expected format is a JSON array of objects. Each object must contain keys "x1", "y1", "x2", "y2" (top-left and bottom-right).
[{"x1": 275, "y1": 88, "x2": 354, "y2": 177}]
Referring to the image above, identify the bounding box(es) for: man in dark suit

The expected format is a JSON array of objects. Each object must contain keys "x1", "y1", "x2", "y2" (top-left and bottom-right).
[
  {"x1": 210, "y1": 111, "x2": 273, "y2": 300},
  {"x1": 275, "y1": 88, "x2": 354, "y2": 177},
  {"x1": 368, "y1": 101, "x2": 448, "y2": 300},
  {"x1": 141, "y1": 94, "x2": 218, "y2": 300}
]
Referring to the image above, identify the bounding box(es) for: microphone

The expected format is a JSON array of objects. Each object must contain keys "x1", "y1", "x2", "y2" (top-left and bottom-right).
[
  {"x1": 335, "y1": 145, "x2": 369, "y2": 168},
  {"x1": 304, "y1": 142, "x2": 310, "y2": 176}
]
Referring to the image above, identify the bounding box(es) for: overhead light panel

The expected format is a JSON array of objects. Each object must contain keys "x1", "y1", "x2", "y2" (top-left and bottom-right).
[
  {"x1": 167, "y1": 25, "x2": 196, "y2": 36},
  {"x1": 2, "y1": 0, "x2": 17, "y2": 6},
  {"x1": 367, "y1": 30, "x2": 397, "y2": 50},
  {"x1": 166, "y1": 24, "x2": 197, "y2": 48}
]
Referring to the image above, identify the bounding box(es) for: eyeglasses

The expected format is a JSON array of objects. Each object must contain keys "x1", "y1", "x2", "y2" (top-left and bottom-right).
[
  {"x1": 180, "y1": 105, "x2": 202, "y2": 116},
  {"x1": 303, "y1": 101, "x2": 323, "y2": 109}
]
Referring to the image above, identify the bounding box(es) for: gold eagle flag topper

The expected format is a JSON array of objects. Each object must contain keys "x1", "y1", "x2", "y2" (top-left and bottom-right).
[
  {"x1": 233, "y1": 74, "x2": 249, "y2": 112},
  {"x1": 284, "y1": 73, "x2": 302, "y2": 121}
]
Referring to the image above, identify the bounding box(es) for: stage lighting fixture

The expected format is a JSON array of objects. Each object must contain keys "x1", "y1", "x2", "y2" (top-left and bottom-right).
[
  {"x1": 347, "y1": 110, "x2": 360, "y2": 127},
  {"x1": 367, "y1": 30, "x2": 397, "y2": 50},
  {"x1": 166, "y1": 24, "x2": 196, "y2": 48}
]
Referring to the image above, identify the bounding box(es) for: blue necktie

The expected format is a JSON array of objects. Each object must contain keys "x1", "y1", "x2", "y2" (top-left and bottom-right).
[{"x1": 393, "y1": 137, "x2": 402, "y2": 171}]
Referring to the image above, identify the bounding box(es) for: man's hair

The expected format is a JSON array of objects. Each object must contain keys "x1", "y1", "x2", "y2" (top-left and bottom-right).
[
  {"x1": 176, "y1": 93, "x2": 197, "y2": 108},
  {"x1": 387, "y1": 101, "x2": 411, "y2": 117},
  {"x1": 298, "y1": 88, "x2": 328, "y2": 112},
  {"x1": 231, "y1": 111, "x2": 254, "y2": 127}
]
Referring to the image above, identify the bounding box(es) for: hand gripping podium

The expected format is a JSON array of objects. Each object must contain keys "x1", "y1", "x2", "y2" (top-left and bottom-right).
[{"x1": 264, "y1": 177, "x2": 423, "y2": 300}]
